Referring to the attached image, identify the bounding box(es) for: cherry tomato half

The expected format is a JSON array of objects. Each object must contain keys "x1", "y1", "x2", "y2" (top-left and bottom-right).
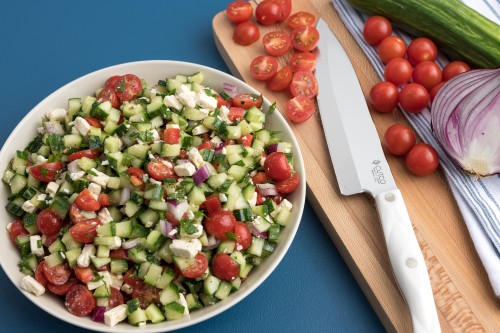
[
  {"x1": 263, "y1": 31, "x2": 291, "y2": 57},
  {"x1": 234, "y1": 221, "x2": 252, "y2": 250},
  {"x1": 412, "y1": 60, "x2": 442, "y2": 91},
  {"x1": 289, "y1": 52, "x2": 316, "y2": 72},
  {"x1": 233, "y1": 21, "x2": 260, "y2": 46},
  {"x1": 442, "y1": 61, "x2": 471, "y2": 81},
  {"x1": 399, "y1": 83, "x2": 430, "y2": 114},
  {"x1": 406, "y1": 37, "x2": 438, "y2": 66},
  {"x1": 204, "y1": 211, "x2": 236, "y2": 240},
  {"x1": 114, "y1": 74, "x2": 142, "y2": 102},
  {"x1": 256, "y1": 0, "x2": 281, "y2": 26},
  {"x1": 9, "y1": 220, "x2": 29, "y2": 245},
  {"x1": 250, "y1": 55, "x2": 279, "y2": 81},
  {"x1": 67, "y1": 149, "x2": 101, "y2": 162},
  {"x1": 369, "y1": 81, "x2": 399, "y2": 113},
  {"x1": 97, "y1": 87, "x2": 119, "y2": 109},
  {"x1": 287, "y1": 11, "x2": 316, "y2": 29},
  {"x1": 363, "y1": 16, "x2": 392, "y2": 46},
  {"x1": 84, "y1": 117, "x2": 104, "y2": 129},
  {"x1": 37, "y1": 209, "x2": 63, "y2": 236},
  {"x1": 29, "y1": 162, "x2": 63, "y2": 183},
  {"x1": 43, "y1": 262, "x2": 71, "y2": 286},
  {"x1": 405, "y1": 143, "x2": 439, "y2": 176},
  {"x1": 74, "y1": 188, "x2": 101, "y2": 211},
  {"x1": 383, "y1": 124, "x2": 417, "y2": 156},
  {"x1": 275, "y1": 172, "x2": 299, "y2": 193},
  {"x1": 286, "y1": 96, "x2": 315, "y2": 123},
  {"x1": 290, "y1": 25, "x2": 320, "y2": 52},
  {"x1": 226, "y1": 1, "x2": 253, "y2": 24},
  {"x1": 232, "y1": 94, "x2": 263, "y2": 109},
  {"x1": 264, "y1": 152, "x2": 291, "y2": 181},
  {"x1": 211, "y1": 253, "x2": 240, "y2": 281},
  {"x1": 181, "y1": 253, "x2": 209, "y2": 279},
  {"x1": 384, "y1": 58, "x2": 413, "y2": 87},
  {"x1": 290, "y1": 71, "x2": 318, "y2": 98},
  {"x1": 70, "y1": 218, "x2": 101, "y2": 243},
  {"x1": 429, "y1": 82, "x2": 445, "y2": 102},
  {"x1": 147, "y1": 157, "x2": 174, "y2": 181},
  {"x1": 378, "y1": 36, "x2": 406, "y2": 64},
  {"x1": 65, "y1": 284, "x2": 96, "y2": 317},
  {"x1": 266, "y1": 65, "x2": 293, "y2": 91}
]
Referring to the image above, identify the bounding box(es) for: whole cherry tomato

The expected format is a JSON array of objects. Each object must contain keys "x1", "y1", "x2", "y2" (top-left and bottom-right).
[
  {"x1": 363, "y1": 16, "x2": 392, "y2": 46},
  {"x1": 406, "y1": 143, "x2": 439, "y2": 176}
]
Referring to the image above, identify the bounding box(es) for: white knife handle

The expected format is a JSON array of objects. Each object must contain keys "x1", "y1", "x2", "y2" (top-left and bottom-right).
[{"x1": 375, "y1": 189, "x2": 441, "y2": 333}]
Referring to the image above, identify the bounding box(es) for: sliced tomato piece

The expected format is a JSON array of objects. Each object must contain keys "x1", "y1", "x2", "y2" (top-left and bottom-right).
[
  {"x1": 250, "y1": 55, "x2": 279, "y2": 81},
  {"x1": 290, "y1": 71, "x2": 318, "y2": 98},
  {"x1": 47, "y1": 277, "x2": 78, "y2": 295},
  {"x1": 181, "y1": 253, "x2": 209, "y2": 279},
  {"x1": 232, "y1": 94, "x2": 263, "y2": 109},
  {"x1": 234, "y1": 221, "x2": 252, "y2": 250},
  {"x1": 70, "y1": 218, "x2": 101, "y2": 243},
  {"x1": 97, "y1": 87, "x2": 120, "y2": 109},
  {"x1": 67, "y1": 149, "x2": 101, "y2": 162},
  {"x1": 286, "y1": 96, "x2": 315, "y2": 123},
  {"x1": 211, "y1": 253, "x2": 240, "y2": 281},
  {"x1": 266, "y1": 66, "x2": 293, "y2": 92},
  {"x1": 263, "y1": 31, "x2": 291, "y2": 57},
  {"x1": 147, "y1": 158, "x2": 174, "y2": 181},
  {"x1": 109, "y1": 248, "x2": 128, "y2": 259},
  {"x1": 69, "y1": 203, "x2": 85, "y2": 223},
  {"x1": 43, "y1": 262, "x2": 71, "y2": 286},
  {"x1": 163, "y1": 127, "x2": 180, "y2": 144},
  {"x1": 9, "y1": 220, "x2": 29, "y2": 245},
  {"x1": 228, "y1": 107, "x2": 246, "y2": 122},
  {"x1": 104, "y1": 75, "x2": 122, "y2": 89},
  {"x1": 34, "y1": 261, "x2": 48, "y2": 287},
  {"x1": 74, "y1": 188, "x2": 101, "y2": 212},
  {"x1": 84, "y1": 117, "x2": 104, "y2": 129},
  {"x1": 108, "y1": 287, "x2": 125, "y2": 308},
  {"x1": 252, "y1": 172, "x2": 270, "y2": 184},
  {"x1": 37, "y1": 209, "x2": 63, "y2": 236},
  {"x1": 204, "y1": 211, "x2": 236, "y2": 240},
  {"x1": 291, "y1": 25, "x2": 320, "y2": 52},
  {"x1": 287, "y1": 11, "x2": 316, "y2": 29},
  {"x1": 202, "y1": 195, "x2": 223, "y2": 216},
  {"x1": 74, "y1": 267, "x2": 96, "y2": 284},
  {"x1": 114, "y1": 74, "x2": 142, "y2": 102},
  {"x1": 29, "y1": 162, "x2": 63, "y2": 182},
  {"x1": 127, "y1": 167, "x2": 146, "y2": 187},
  {"x1": 240, "y1": 133, "x2": 253, "y2": 147},
  {"x1": 269, "y1": 0, "x2": 292, "y2": 21},
  {"x1": 275, "y1": 172, "x2": 299, "y2": 193},
  {"x1": 65, "y1": 284, "x2": 96, "y2": 317},
  {"x1": 98, "y1": 193, "x2": 111, "y2": 207},
  {"x1": 225, "y1": 0, "x2": 253, "y2": 24},
  {"x1": 289, "y1": 52, "x2": 316, "y2": 72},
  {"x1": 197, "y1": 141, "x2": 212, "y2": 151}
]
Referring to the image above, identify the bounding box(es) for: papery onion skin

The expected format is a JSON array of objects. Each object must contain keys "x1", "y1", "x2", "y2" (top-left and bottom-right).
[{"x1": 431, "y1": 68, "x2": 500, "y2": 176}]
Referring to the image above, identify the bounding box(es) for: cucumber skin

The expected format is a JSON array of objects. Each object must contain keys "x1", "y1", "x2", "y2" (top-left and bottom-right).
[{"x1": 347, "y1": 0, "x2": 500, "y2": 68}]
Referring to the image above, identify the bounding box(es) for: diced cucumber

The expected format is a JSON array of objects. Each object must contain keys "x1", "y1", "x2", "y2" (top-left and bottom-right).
[
  {"x1": 61, "y1": 231, "x2": 82, "y2": 250},
  {"x1": 144, "y1": 263, "x2": 163, "y2": 286},
  {"x1": 244, "y1": 106, "x2": 265, "y2": 123},
  {"x1": 91, "y1": 256, "x2": 111, "y2": 269},
  {"x1": 227, "y1": 165, "x2": 248, "y2": 182},
  {"x1": 81, "y1": 96, "x2": 96, "y2": 116},
  {"x1": 126, "y1": 144, "x2": 150, "y2": 160},
  {"x1": 161, "y1": 143, "x2": 181, "y2": 158},
  {"x1": 115, "y1": 220, "x2": 132, "y2": 238},
  {"x1": 128, "y1": 308, "x2": 148, "y2": 326},
  {"x1": 104, "y1": 136, "x2": 122, "y2": 153},
  {"x1": 203, "y1": 275, "x2": 221, "y2": 295},
  {"x1": 156, "y1": 267, "x2": 176, "y2": 289},
  {"x1": 145, "y1": 303, "x2": 165, "y2": 324},
  {"x1": 65, "y1": 247, "x2": 82, "y2": 268},
  {"x1": 9, "y1": 174, "x2": 27, "y2": 195},
  {"x1": 185, "y1": 293, "x2": 203, "y2": 311},
  {"x1": 247, "y1": 236, "x2": 265, "y2": 257},
  {"x1": 160, "y1": 283, "x2": 180, "y2": 305},
  {"x1": 48, "y1": 238, "x2": 66, "y2": 254},
  {"x1": 96, "y1": 245, "x2": 110, "y2": 258},
  {"x1": 78, "y1": 157, "x2": 97, "y2": 171},
  {"x1": 97, "y1": 221, "x2": 116, "y2": 236},
  {"x1": 63, "y1": 134, "x2": 83, "y2": 149},
  {"x1": 110, "y1": 259, "x2": 129, "y2": 275},
  {"x1": 217, "y1": 241, "x2": 235, "y2": 254},
  {"x1": 187, "y1": 71, "x2": 204, "y2": 84},
  {"x1": 128, "y1": 246, "x2": 148, "y2": 264},
  {"x1": 164, "y1": 301, "x2": 185, "y2": 321},
  {"x1": 45, "y1": 251, "x2": 65, "y2": 268},
  {"x1": 215, "y1": 281, "x2": 232, "y2": 300},
  {"x1": 94, "y1": 283, "x2": 111, "y2": 298},
  {"x1": 187, "y1": 186, "x2": 206, "y2": 206},
  {"x1": 144, "y1": 230, "x2": 164, "y2": 252}
]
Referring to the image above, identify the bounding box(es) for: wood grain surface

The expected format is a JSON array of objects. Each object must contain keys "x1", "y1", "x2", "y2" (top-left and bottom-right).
[{"x1": 213, "y1": 0, "x2": 500, "y2": 332}]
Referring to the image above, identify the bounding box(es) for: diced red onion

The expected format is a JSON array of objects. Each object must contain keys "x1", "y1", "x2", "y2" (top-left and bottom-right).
[
  {"x1": 214, "y1": 143, "x2": 226, "y2": 154},
  {"x1": 92, "y1": 306, "x2": 106, "y2": 323},
  {"x1": 122, "y1": 238, "x2": 144, "y2": 250},
  {"x1": 193, "y1": 164, "x2": 211, "y2": 185},
  {"x1": 160, "y1": 219, "x2": 178, "y2": 239},
  {"x1": 257, "y1": 183, "x2": 278, "y2": 197},
  {"x1": 119, "y1": 188, "x2": 131, "y2": 205},
  {"x1": 223, "y1": 83, "x2": 238, "y2": 97},
  {"x1": 431, "y1": 68, "x2": 500, "y2": 176},
  {"x1": 267, "y1": 144, "x2": 278, "y2": 153},
  {"x1": 167, "y1": 200, "x2": 189, "y2": 221},
  {"x1": 166, "y1": 199, "x2": 178, "y2": 207},
  {"x1": 247, "y1": 222, "x2": 268, "y2": 239},
  {"x1": 202, "y1": 235, "x2": 220, "y2": 251}
]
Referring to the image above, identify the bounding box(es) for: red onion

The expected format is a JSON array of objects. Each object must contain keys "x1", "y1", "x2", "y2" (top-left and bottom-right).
[
  {"x1": 214, "y1": 143, "x2": 225, "y2": 154},
  {"x1": 92, "y1": 306, "x2": 106, "y2": 323},
  {"x1": 431, "y1": 68, "x2": 500, "y2": 176},
  {"x1": 202, "y1": 235, "x2": 220, "y2": 251},
  {"x1": 223, "y1": 83, "x2": 238, "y2": 97},
  {"x1": 160, "y1": 219, "x2": 178, "y2": 239},
  {"x1": 167, "y1": 200, "x2": 189, "y2": 220},
  {"x1": 257, "y1": 183, "x2": 278, "y2": 196},
  {"x1": 267, "y1": 144, "x2": 278, "y2": 153},
  {"x1": 193, "y1": 164, "x2": 211, "y2": 185},
  {"x1": 247, "y1": 222, "x2": 268, "y2": 239}
]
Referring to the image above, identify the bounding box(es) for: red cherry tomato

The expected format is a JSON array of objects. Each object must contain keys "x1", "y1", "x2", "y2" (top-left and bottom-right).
[
  {"x1": 429, "y1": 82, "x2": 445, "y2": 102},
  {"x1": 263, "y1": 31, "x2": 291, "y2": 56},
  {"x1": 250, "y1": 55, "x2": 279, "y2": 81},
  {"x1": 9, "y1": 220, "x2": 29, "y2": 245},
  {"x1": 226, "y1": 1, "x2": 253, "y2": 24},
  {"x1": 98, "y1": 193, "x2": 111, "y2": 207},
  {"x1": 256, "y1": 0, "x2": 281, "y2": 26},
  {"x1": 29, "y1": 162, "x2": 63, "y2": 182},
  {"x1": 383, "y1": 124, "x2": 417, "y2": 156},
  {"x1": 228, "y1": 107, "x2": 246, "y2": 122},
  {"x1": 264, "y1": 152, "x2": 291, "y2": 181},
  {"x1": 67, "y1": 149, "x2": 101, "y2": 162},
  {"x1": 198, "y1": 141, "x2": 212, "y2": 151},
  {"x1": 34, "y1": 261, "x2": 48, "y2": 287},
  {"x1": 233, "y1": 21, "x2": 260, "y2": 46},
  {"x1": 266, "y1": 66, "x2": 293, "y2": 91},
  {"x1": 43, "y1": 262, "x2": 71, "y2": 286},
  {"x1": 202, "y1": 195, "x2": 223, "y2": 216},
  {"x1": 70, "y1": 218, "x2": 101, "y2": 243},
  {"x1": 412, "y1": 60, "x2": 442, "y2": 91},
  {"x1": 378, "y1": 36, "x2": 407, "y2": 64},
  {"x1": 363, "y1": 16, "x2": 392, "y2": 46},
  {"x1": 290, "y1": 71, "x2": 318, "y2": 98},
  {"x1": 442, "y1": 61, "x2": 471, "y2": 81},
  {"x1": 108, "y1": 287, "x2": 125, "y2": 308},
  {"x1": 289, "y1": 52, "x2": 316, "y2": 72},
  {"x1": 384, "y1": 58, "x2": 413, "y2": 86},
  {"x1": 74, "y1": 188, "x2": 101, "y2": 212},
  {"x1": 204, "y1": 211, "x2": 236, "y2": 240},
  {"x1": 97, "y1": 87, "x2": 120, "y2": 109},
  {"x1": 211, "y1": 253, "x2": 240, "y2": 281},
  {"x1": 234, "y1": 221, "x2": 252, "y2": 250},
  {"x1": 147, "y1": 158, "x2": 174, "y2": 181},
  {"x1": 47, "y1": 277, "x2": 78, "y2": 295},
  {"x1": 252, "y1": 172, "x2": 270, "y2": 184},
  {"x1": 290, "y1": 25, "x2": 320, "y2": 52},
  {"x1": 369, "y1": 81, "x2": 399, "y2": 113},
  {"x1": 84, "y1": 117, "x2": 104, "y2": 129},
  {"x1": 399, "y1": 83, "x2": 430, "y2": 113},
  {"x1": 269, "y1": 0, "x2": 292, "y2": 21},
  {"x1": 65, "y1": 284, "x2": 96, "y2": 317},
  {"x1": 74, "y1": 267, "x2": 96, "y2": 284},
  {"x1": 163, "y1": 127, "x2": 180, "y2": 144},
  {"x1": 109, "y1": 248, "x2": 128, "y2": 259},
  {"x1": 286, "y1": 96, "x2": 315, "y2": 123},
  {"x1": 69, "y1": 203, "x2": 85, "y2": 223},
  {"x1": 127, "y1": 167, "x2": 146, "y2": 187},
  {"x1": 406, "y1": 38, "x2": 438, "y2": 66},
  {"x1": 104, "y1": 76, "x2": 121, "y2": 89},
  {"x1": 406, "y1": 143, "x2": 439, "y2": 176},
  {"x1": 114, "y1": 74, "x2": 142, "y2": 102},
  {"x1": 232, "y1": 94, "x2": 263, "y2": 109},
  {"x1": 37, "y1": 209, "x2": 63, "y2": 236},
  {"x1": 275, "y1": 172, "x2": 299, "y2": 193},
  {"x1": 240, "y1": 133, "x2": 253, "y2": 147},
  {"x1": 132, "y1": 283, "x2": 162, "y2": 309},
  {"x1": 287, "y1": 11, "x2": 316, "y2": 29},
  {"x1": 181, "y1": 253, "x2": 209, "y2": 279}
]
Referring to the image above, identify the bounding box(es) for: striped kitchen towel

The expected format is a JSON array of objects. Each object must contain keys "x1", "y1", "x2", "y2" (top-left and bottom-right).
[{"x1": 330, "y1": 0, "x2": 500, "y2": 297}]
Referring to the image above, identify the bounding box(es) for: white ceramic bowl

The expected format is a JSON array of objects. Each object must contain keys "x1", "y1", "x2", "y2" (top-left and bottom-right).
[{"x1": 0, "y1": 60, "x2": 305, "y2": 332}]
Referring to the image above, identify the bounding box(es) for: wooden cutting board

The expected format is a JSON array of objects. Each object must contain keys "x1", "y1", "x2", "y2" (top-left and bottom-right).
[{"x1": 213, "y1": 0, "x2": 500, "y2": 332}]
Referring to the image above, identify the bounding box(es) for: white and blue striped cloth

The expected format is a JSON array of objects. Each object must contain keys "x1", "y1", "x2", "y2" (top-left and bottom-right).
[{"x1": 330, "y1": 0, "x2": 500, "y2": 296}]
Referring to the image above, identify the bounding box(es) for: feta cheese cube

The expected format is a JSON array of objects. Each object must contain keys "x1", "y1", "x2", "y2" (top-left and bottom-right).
[
  {"x1": 36, "y1": 155, "x2": 48, "y2": 165},
  {"x1": 121, "y1": 283, "x2": 133, "y2": 294},
  {"x1": 87, "y1": 278, "x2": 104, "y2": 291},
  {"x1": 169, "y1": 239, "x2": 202, "y2": 259},
  {"x1": 174, "y1": 161, "x2": 196, "y2": 177},
  {"x1": 30, "y1": 235, "x2": 44, "y2": 257},
  {"x1": 70, "y1": 171, "x2": 85, "y2": 181},
  {"x1": 219, "y1": 193, "x2": 228, "y2": 203},
  {"x1": 188, "y1": 147, "x2": 205, "y2": 169},
  {"x1": 111, "y1": 275, "x2": 124, "y2": 290},
  {"x1": 74, "y1": 116, "x2": 91, "y2": 136},
  {"x1": 195, "y1": 90, "x2": 218, "y2": 111},
  {"x1": 182, "y1": 223, "x2": 203, "y2": 239},
  {"x1": 219, "y1": 105, "x2": 231, "y2": 124},
  {"x1": 98, "y1": 207, "x2": 113, "y2": 224},
  {"x1": 37, "y1": 194, "x2": 47, "y2": 201},
  {"x1": 87, "y1": 168, "x2": 110, "y2": 187},
  {"x1": 210, "y1": 136, "x2": 222, "y2": 146},
  {"x1": 163, "y1": 95, "x2": 183, "y2": 110},
  {"x1": 77, "y1": 244, "x2": 96, "y2": 268},
  {"x1": 177, "y1": 86, "x2": 196, "y2": 108},
  {"x1": 20, "y1": 275, "x2": 45, "y2": 296},
  {"x1": 106, "y1": 236, "x2": 122, "y2": 250},
  {"x1": 104, "y1": 304, "x2": 128, "y2": 327},
  {"x1": 46, "y1": 182, "x2": 59, "y2": 197},
  {"x1": 101, "y1": 160, "x2": 109, "y2": 166},
  {"x1": 178, "y1": 293, "x2": 190, "y2": 316},
  {"x1": 22, "y1": 201, "x2": 36, "y2": 213},
  {"x1": 45, "y1": 108, "x2": 67, "y2": 121},
  {"x1": 88, "y1": 182, "x2": 102, "y2": 199},
  {"x1": 80, "y1": 210, "x2": 97, "y2": 219}
]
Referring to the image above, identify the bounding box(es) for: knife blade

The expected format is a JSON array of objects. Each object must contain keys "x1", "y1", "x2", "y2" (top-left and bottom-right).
[{"x1": 315, "y1": 19, "x2": 440, "y2": 333}]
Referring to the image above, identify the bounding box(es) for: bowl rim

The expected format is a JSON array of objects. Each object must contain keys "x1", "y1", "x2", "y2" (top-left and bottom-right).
[{"x1": 0, "y1": 60, "x2": 306, "y2": 332}]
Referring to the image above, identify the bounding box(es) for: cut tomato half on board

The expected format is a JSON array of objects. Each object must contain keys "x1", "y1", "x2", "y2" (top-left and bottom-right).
[
  {"x1": 289, "y1": 52, "x2": 316, "y2": 72},
  {"x1": 291, "y1": 25, "x2": 320, "y2": 52},
  {"x1": 286, "y1": 96, "x2": 315, "y2": 123},
  {"x1": 287, "y1": 11, "x2": 316, "y2": 29},
  {"x1": 290, "y1": 71, "x2": 318, "y2": 98},
  {"x1": 266, "y1": 66, "x2": 293, "y2": 91},
  {"x1": 249, "y1": 55, "x2": 279, "y2": 81},
  {"x1": 263, "y1": 31, "x2": 291, "y2": 56}
]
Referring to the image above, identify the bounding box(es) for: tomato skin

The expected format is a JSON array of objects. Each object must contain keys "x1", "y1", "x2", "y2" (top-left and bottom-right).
[
  {"x1": 226, "y1": 1, "x2": 253, "y2": 24},
  {"x1": 69, "y1": 203, "x2": 85, "y2": 223},
  {"x1": 291, "y1": 25, "x2": 320, "y2": 52},
  {"x1": 43, "y1": 262, "x2": 71, "y2": 286},
  {"x1": 68, "y1": 149, "x2": 101, "y2": 163},
  {"x1": 70, "y1": 218, "x2": 101, "y2": 243},
  {"x1": 429, "y1": 82, "x2": 445, "y2": 102},
  {"x1": 250, "y1": 55, "x2": 279, "y2": 81},
  {"x1": 256, "y1": 0, "x2": 281, "y2": 26},
  {"x1": 369, "y1": 81, "x2": 399, "y2": 113},
  {"x1": 286, "y1": 96, "x2": 315, "y2": 123},
  {"x1": 266, "y1": 66, "x2": 293, "y2": 91},
  {"x1": 204, "y1": 211, "x2": 236, "y2": 240},
  {"x1": 289, "y1": 52, "x2": 316, "y2": 72},
  {"x1": 384, "y1": 58, "x2": 413, "y2": 87},
  {"x1": 147, "y1": 158, "x2": 174, "y2": 181},
  {"x1": 9, "y1": 220, "x2": 29, "y2": 245},
  {"x1": 269, "y1": 0, "x2": 292, "y2": 21},
  {"x1": 406, "y1": 143, "x2": 439, "y2": 176},
  {"x1": 412, "y1": 61, "x2": 442, "y2": 91},
  {"x1": 275, "y1": 172, "x2": 299, "y2": 193},
  {"x1": 109, "y1": 248, "x2": 128, "y2": 259},
  {"x1": 75, "y1": 188, "x2": 101, "y2": 211},
  {"x1": 202, "y1": 195, "x2": 223, "y2": 216},
  {"x1": 287, "y1": 11, "x2": 316, "y2": 29},
  {"x1": 181, "y1": 253, "x2": 209, "y2": 279},
  {"x1": 363, "y1": 16, "x2": 392, "y2": 46},
  {"x1": 290, "y1": 71, "x2": 318, "y2": 98},
  {"x1": 74, "y1": 267, "x2": 96, "y2": 284},
  {"x1": 399, "y1": 83, "x2": 430, "y2": 114},
  {"x1": 406, "y1": 38, "x2": 438, "y2": 66},
  {"x1": 98, "y1": 193, "x2": 111, "y2": 207},
  {"x1": 233, "y1": 21, "x2": 260, "y2": 46},
  {"x1": 378, "y1": 36, "x2": 407, "y2": 64},
  {"x1": 127, "y1": 167, "x2": 146, "y2": 187},
  {"x1": 34, "y1": 261, "x2": 48, "y2": 287},
  {"x1": 383, "y1": 124, "x2": 417, "y2": 156},
  {"x1": 211, "y1": 253, "x2": 240, "y2": 281},
  {"x1": 84, "y1": 117, "x2": 104, "y2": 129},
  {"x1": 114, "y1": 74, "x2": 142, "y2": 102},
  {"x1": 252, "y1": 172, "x2": 270, "y2": 184},
  {"x1": 240, "y1": 133, "x2": 253, "y2": 147},
  {"x1": 108, "y1": 287, "x2": 125, "y2": 308},
  {"x1": 263, "y1": 31, "x2": 291, "y2": 57},
  {"x1": 37, "y1": 209, "x2": 63, "y2": 236},
  {"x1": 97, "y1": 87, "x2": 120, "y2": 109},
  {"x1": 232, "y1": 94, "x2": 263, "y2": 109},
  {"x1": 65, "y1": 284, "x2": 96, "y2": 317},
  {"x1": 234, "y1": 221, "x2": 252, "y2": 250},
  {"x1": 442, "y1": 61, "x2": 471, "y2": 81},
  {"x1": 264, "y1": 152, "x2": 292, "y2": 181},
  {"x1": 29, "y1": 162, "x2": 63, "y2": 182},
  {"x1": 47, "y1": 277, "x2": 78, "y2": 295}
]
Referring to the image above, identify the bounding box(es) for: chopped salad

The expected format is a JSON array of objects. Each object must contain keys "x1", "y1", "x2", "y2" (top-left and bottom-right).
[{"x1": 3, "y1": 71, "x2": 300, "y2": 327}]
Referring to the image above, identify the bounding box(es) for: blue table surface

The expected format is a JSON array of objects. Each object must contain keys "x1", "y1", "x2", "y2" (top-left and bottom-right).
[{"x1": 0, "y1": 1, "x2": 385, "y2": 332}]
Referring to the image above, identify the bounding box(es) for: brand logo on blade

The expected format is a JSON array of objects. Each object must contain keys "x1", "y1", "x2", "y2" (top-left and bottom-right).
[{"x1": 371, "y1": 160, "x2": 386, "y2": 184}]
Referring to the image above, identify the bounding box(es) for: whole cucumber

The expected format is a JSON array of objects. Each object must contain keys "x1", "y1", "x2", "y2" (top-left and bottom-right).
[{"x1": 347, "y1": 0, "x2": 500, "y2": 68}]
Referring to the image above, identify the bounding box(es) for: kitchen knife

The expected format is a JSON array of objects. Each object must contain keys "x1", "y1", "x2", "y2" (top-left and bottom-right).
[{"x1": 314, "y1": 19, "x2": 440, "y2": 333}]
